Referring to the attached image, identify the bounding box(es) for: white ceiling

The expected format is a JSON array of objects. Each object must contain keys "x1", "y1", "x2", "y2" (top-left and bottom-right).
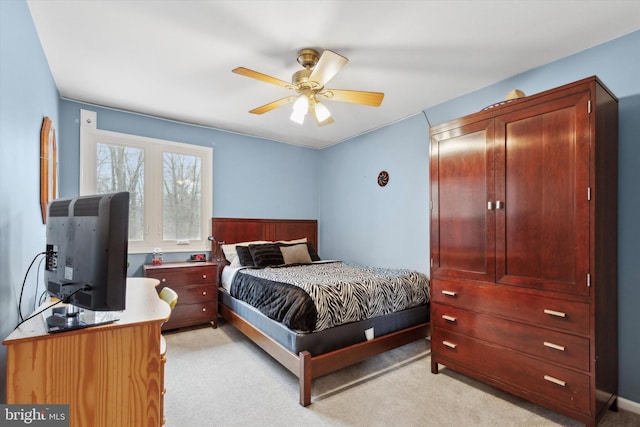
[{"x1": 27, "y1": 0, "x2": 640, "y2": 149}]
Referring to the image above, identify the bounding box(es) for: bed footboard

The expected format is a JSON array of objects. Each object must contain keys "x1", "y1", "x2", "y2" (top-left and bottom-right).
[{"x1": 219, "y1": 303, "x2": 429, "y2": 406}]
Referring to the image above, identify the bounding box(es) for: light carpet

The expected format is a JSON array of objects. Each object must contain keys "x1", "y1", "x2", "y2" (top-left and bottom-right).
[{"x1": 163, "y1": 323, "x2": 639, "y2": 426}]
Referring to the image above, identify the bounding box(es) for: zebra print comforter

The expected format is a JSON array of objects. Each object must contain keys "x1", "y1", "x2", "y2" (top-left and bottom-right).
[{"x1": 229, "y1": 262, "x2": 430, "y2": 332}]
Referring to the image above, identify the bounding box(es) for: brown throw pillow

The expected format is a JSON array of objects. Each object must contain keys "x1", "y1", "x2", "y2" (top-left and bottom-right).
[{"x1": 280, "y1": 243, "x2": 312, "y2": 265}]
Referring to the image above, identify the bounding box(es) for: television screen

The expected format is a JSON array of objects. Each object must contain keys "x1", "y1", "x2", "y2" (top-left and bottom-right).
[{"x1": 44, "y1": 191, "x2": 129, "y2": 332}]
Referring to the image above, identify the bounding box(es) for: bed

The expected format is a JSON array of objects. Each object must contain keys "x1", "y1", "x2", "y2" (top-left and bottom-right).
[{"x1": 212, "y1": 217, "x2": 431, "y2": 406}]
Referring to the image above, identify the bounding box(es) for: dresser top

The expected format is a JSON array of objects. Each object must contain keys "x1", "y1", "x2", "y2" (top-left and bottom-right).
[
  {"x1": 3, "y1": 277, "x2": 171, "y2": 344},
  {"x1": 143, "y1": 260, "x2": 223, "y2": 271}
]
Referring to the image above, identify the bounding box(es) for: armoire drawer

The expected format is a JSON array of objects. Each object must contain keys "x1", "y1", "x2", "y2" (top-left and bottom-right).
[
  {"x1": 432, "y1": 303, "x2": 590, "y2": 371},
  {"x1": 432, "y1": 327, "x2": 590, "y2": 413},
  {"x1": 431, "y1": 279, "x2": 589, "y2": 335}
]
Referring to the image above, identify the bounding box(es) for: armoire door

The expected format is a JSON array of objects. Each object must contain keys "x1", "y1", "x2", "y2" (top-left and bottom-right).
[
  {"x1": 494, "y1": 90, "x2": 591, "y2": 295},
  {"x1": 430, "y1": 119, "x2": 495, "y2": 282}
]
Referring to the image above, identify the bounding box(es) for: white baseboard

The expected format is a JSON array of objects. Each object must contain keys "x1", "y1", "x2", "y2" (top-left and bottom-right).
[{"x1": 619, "y1": 397, "x2": 640, "y2": 415}]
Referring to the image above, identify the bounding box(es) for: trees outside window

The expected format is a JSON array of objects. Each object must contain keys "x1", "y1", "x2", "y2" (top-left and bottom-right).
[{"x1": 81, "y1": 111, "x2": 212, "y2": 253}]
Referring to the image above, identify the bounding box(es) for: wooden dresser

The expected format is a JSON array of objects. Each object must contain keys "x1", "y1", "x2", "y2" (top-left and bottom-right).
[
  {"x1": 3, "y1": 278, "x2": 171, "y2": 427},
  {"x1": 144, "y1": 261, "x2": 220, "y2": 330},
  {"x1": 429, "y1": 77, "x2": 618, "y2": 426}
]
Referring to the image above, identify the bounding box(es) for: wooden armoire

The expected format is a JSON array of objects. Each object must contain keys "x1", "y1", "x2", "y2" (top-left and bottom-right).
[{"x1": 429, "y1": 76, "x2": 618, "y2": 426}]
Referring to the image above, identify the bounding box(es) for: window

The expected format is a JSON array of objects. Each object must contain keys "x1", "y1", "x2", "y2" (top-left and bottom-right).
[{"x1": 80, "y1": 110, "x2": 212, "y2": 253}]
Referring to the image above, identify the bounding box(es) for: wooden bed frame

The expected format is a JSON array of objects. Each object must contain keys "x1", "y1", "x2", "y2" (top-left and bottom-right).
[{"x1": 211, "y1": 217, "x2": 430, "y2": 406}]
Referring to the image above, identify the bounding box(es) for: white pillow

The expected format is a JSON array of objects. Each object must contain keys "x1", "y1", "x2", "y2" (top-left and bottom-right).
[{"x1": 222, "y1": 240, "x2": 268, "y2": 266}]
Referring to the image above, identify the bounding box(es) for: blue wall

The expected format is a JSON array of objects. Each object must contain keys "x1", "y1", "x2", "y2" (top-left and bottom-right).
[
  {"x1": 318, "y1": 114, "x2": 431, "y2": 273},
  {"x1": 2, "y1": 0, "x2": 639, "y2": 408},
  {"x1": 58, "y1": 102, "x2": 320, "y2": 216},
  {"x1": 321, "y1": 30, "x2": 640, "y2": 403},
  {"x1": 0, "y1": 0, "x2": 60, "y2": 404}
]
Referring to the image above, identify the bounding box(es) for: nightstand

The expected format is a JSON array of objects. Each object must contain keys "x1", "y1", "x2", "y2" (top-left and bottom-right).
[{"x1": 144, "y1": 261, "x2": 222, "y2": 330}]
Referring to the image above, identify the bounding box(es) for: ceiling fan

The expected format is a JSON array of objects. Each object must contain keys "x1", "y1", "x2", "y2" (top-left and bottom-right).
[{"x1": 233, "y1": 48, "x2": 384, "y2": 126}]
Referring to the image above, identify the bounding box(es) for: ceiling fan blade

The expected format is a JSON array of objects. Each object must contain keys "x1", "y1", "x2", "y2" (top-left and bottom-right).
[
  {"x1": 232, "y1": 67, "x2": 292, "y2": 89},
  {"x1": 309, "y1": 50, "x2": 348, "y2": 87},
  {"x1": 309, "y1": 101, "x2": 334, "y2": 126},
  {"x1": 319, "y1": 89, "x2": 384, "y2": 106},
  {"x1": 249, "y1": 96, "x2": 297, "y2": 114}
]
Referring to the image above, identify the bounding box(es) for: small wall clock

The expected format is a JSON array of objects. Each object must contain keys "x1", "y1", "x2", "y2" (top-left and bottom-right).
[{"x1": 377, "y1": 171, "x2": 389, "y2": 187}]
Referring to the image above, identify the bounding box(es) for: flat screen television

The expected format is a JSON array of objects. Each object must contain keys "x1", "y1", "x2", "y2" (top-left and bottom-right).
[{"x1": 44, "y1": 191, "x2": 129, "y2": 333}]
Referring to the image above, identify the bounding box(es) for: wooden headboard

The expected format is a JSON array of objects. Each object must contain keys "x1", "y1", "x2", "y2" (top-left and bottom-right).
[{"x1": 211, "y1": 217, "x2": 318, "y2": 254}]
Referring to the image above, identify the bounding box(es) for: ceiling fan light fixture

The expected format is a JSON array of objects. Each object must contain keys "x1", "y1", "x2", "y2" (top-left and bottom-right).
[
  {"x1": 314, "y1": 100, "x2": 331, "y2": 122},
  {"x1": 234, "y1": 48, "x2": 383, "y2": 126},
  {"x1": 290, "y1": 96, "x2": 308, "y2": 124}
]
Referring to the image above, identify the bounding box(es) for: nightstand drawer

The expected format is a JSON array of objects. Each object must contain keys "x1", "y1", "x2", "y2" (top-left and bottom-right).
[
  {"x1": 432, "y1": 278, "x2": 589, "y2": 335},
  {"x1": 164, "y1": 301, "x2": 217, "y2": 329},
  {"x1": 146, "y1": 266, "x2": 217, "y2": 286},
  {"x1": 432, "y1": 303, "x2": 589, "y2": 370},
  {"x1": 171, "y1": 284, "x2": 216, "y2": 304}
]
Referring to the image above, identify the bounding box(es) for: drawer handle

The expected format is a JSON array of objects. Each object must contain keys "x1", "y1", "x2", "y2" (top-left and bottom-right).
[
  {"x1": 442, "y1": 340, "x2": 457, "y2": 349},
  {"x1": 202, "y1": 307, "x2": 207, "y2": 312},
  {"x1": 544, "y1": 375, "x2": 566, "y2": 387},
  {"x1": 543, "y1": 309, "x2": 566, "y2": 318},
  {"x1": 543, "y1": 341, "x2": 566, "y2": 352},
  {"x1": 441, "y1": 315, "x2": 457, "y2": 322},
  {"x1": 202, "y1": 274, "x2": 207, "y2": 279},
  {"x1": 202, "y1": 291, "x2": 207, "y2": 296},
  {"x1": 161, "y1": 278, "x2": 166, "y2": 283},
  {"x1": 441, "y1": 290, "x2": 457, "y2": 297}
]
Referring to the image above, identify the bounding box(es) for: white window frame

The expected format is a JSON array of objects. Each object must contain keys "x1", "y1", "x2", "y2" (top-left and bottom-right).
[{"x1": 79, "y1": 109, "x2": 212, "y2": 254}]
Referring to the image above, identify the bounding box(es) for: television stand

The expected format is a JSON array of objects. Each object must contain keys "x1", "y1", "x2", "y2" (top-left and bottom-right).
[{"x1": 4, "y1": 278, "x2": 171, "y2": 427}]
